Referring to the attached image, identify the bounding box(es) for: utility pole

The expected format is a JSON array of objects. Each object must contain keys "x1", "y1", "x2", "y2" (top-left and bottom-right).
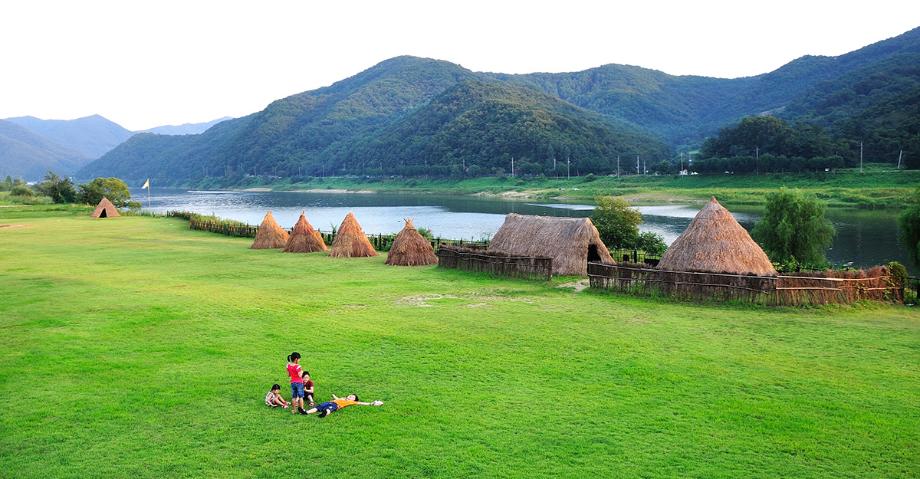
[
  {"x1": 511, "y1": 156, "x2": 514, "y2": 177},
  {"x1": 897, "y1": 149, "x2": 903, "y2": 169},
  {"x1": 636, "y1": 155, "x2": 640, "y2": 175},
  {"x1": 755, "y1": 146, "x2": 759, "y2": 174},
  {"x1": 860, "y1": 141, "x2": 864, "y2": 173},
  {"x1": 553, "y1": 157, "x2": 556, "y2": 172},
  {"x1": 567, "y1": 156, "x2": 571, "y2": 179},
  {"x1": 616, "y1": 155, "x2": 620, "y2": 178},
  {"x1": 643, "y1": 158, "x2": 647, "y2": 176}
]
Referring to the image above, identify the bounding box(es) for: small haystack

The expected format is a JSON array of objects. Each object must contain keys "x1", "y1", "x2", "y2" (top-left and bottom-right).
[
  {"x1": 283, "y1": 211, "x2": 327, "y2": 253},
  {"x1": 657, "y1": 197, "x2": 777, "y2": 276},
  {"x1": 250, "y1": 211, "x2": 289, "y2": 249},
  {"x1": 91, "y1": 197, "x2": 120, "y2": 218},
  {"x1": 330, "y1": 212, "x2": 377, "y2": 258},
  {"x1": 488, "y1": 214, "x2": 613, "y2": 276},
  {"x1": 385, "y1": 219, "x2": 437, "y2": 266}
]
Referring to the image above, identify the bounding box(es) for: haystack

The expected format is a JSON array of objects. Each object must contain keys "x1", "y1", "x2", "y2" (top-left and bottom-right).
[
  {"x1": 488, "y1": 214, "x2": 613, "y2": 276},
  {"x1": 657, "y1": 197, "x2": 777, "y2": 276},
  {"x1": 330, "y1": 212, "x2": 377, "y2": 258},
  {"x1": 283, "y1": 211, "x2": 327, "y2": 253},
  {"x1": 91, "y1": 197, "x2": 120, "y2": 218},
  {"x1": 385, "y1": 219, "x2": 437, "y2": 266},
  {"x1": 250, "y1": 211, "x2": 289, "y2": 249}
]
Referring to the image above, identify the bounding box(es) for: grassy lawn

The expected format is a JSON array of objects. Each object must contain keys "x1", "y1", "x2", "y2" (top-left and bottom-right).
[{"x1": 1, "y1": 206, "x2": 918, "y2": 477}]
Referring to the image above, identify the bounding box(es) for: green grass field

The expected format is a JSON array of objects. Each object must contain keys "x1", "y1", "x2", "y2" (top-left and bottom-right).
[{"x1": 1, "y1": 206, "x2": 918, "y2": 477}]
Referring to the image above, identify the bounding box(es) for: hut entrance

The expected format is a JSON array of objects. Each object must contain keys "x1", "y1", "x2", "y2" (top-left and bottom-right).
[
  {"x1": 587, "y1": 244, "x2": 601, "y2": 263},
  {"x1": 99, "y1": 210, "x2": 107, "y2": 218}
]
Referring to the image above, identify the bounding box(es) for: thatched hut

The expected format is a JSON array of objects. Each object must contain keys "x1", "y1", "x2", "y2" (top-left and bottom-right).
[
  {"x1": 487, "y1": 214, "x2": 613, "y2": 276},
  {"x1": 250, "y1": 211, "x2": 289, "y2": 249},
  {"x1": 91, "y1": 197, "x2": 120, "y2": 218},
  {"x1": 385, "y1": 219, "x2": 437, "y2": 266},
  {"x1": 657, "y1": 197, "x2": 777, "y2": 276},
  {"x1": 284, "y1": 211, "x2": 328, "y2": 253},
  {"x1": 330, "y1": 212, "x2": 377, "y2": 258}
]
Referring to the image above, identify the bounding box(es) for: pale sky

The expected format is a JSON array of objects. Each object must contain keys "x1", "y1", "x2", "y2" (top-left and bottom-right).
[{"x1": 1, "y1": 0, "x2": 917, "y2": 130}]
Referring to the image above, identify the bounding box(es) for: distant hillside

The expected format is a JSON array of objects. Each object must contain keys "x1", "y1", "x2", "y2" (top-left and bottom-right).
[
  {"x1": 142, "y1": 117, "x2": 233, "y2": 135},
  {"x1": 342, "y1": 80, "x2": 668, "y2": 176},
  {"x1": 6, "y1": 114, "x2": 133, "y2": 159},
  {"x1": 0, "y1": 120, "x2": 85, "y2": 179},
  {"x1": 80, "y1": 26, "x2": 920, "y2": 182}
]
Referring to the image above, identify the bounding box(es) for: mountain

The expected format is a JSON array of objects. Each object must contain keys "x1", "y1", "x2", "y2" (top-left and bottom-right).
[
  {"x1": 80, "y1": 27, "x2": 920, "y2": 182},
  {"x1": 0, "y1": 120, "x2": 86, "y2": 179},
  {"x1": 5, "y1": 114, "x2": 133, "y2": 159},
  {"x1": 142, "y1": 117, "x2": 233, "y2": 135}
]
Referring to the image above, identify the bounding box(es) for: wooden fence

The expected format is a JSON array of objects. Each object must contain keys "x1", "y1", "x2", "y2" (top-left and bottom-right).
[
  {"x1": 587, "y1": 262, "x2": 903, "y2": 305},
  {"x1": 437, "y1": 245, "x2": 553, "y2": 281}
]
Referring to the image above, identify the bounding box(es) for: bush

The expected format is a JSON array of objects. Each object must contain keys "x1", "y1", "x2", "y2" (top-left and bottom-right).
[
  {"x1": 79, "y1": 177, "x2": 132, "y2": 207},
  {"x1": 636, "y1": 231, "x2": 667, "y2": 256},
  {"x1": 35, "y1": 171, "x2": 77, "y2": 204},
  {"x1": 752, "y1": 188, "x2": 835, "y2": 269},
  {"x1": 887, "y1": 261, "x2": 908, "y2": 288},
  {"x1": 592, "y1": 196, "x2": 642, "y2": 249},
  {"x1": 898, "y1": 188, "x2": 920, "y2": 266},
  {"x1": 417, "y1": 227, "x2": 434, "y2": 240},
  {"x1": 10, "y1": 184, "x2": 34, "y2": 197}
]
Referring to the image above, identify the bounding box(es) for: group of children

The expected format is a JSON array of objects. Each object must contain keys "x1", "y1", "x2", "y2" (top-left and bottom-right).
[{"x1": 264, "y1": 351, "x2": 383, "y2": 418}]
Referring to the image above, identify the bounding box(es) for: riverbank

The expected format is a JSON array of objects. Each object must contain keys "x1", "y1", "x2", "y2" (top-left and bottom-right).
[
  {"x1": 1, "y1": 204, "x2": 917, "y2": 477},
  {"x1": 209, "y1": 165, "x2": 918, "y2": 209}
]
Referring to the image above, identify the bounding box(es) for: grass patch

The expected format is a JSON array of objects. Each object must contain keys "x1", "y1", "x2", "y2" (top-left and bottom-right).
[{"x1": 1, "y1": 206, "x2": 918, "y2": 477}]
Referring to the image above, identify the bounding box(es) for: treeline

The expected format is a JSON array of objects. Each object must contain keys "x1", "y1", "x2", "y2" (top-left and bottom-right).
[{"x1": 2, "y1": 172, "x2": 136, "y2": 208}]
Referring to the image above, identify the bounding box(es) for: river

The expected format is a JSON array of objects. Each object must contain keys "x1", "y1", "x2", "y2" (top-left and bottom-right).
[{"x1": 135, "y1": 188, "x2": 915, "y2": 273}]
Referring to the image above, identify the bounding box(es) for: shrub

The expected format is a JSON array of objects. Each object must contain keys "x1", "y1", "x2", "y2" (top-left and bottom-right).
[
  {"x1": 898, "y1": 188, "x2": 920, "y2": 266},
  {"x1": 636, "y1": 231, "x2": 667, "y2": 256},
  {"x1": 752, "y1": 188, "x2": 835, "y2": 269},
  {"x1": 10, "y1": 184, "x2": 34, "y2": 196},
  {"x1": 35, "y1": 171, "x2": 77, "y2": 203},
  {"x1": 79, "y1": 177, "x2": 132, "y2": 207},
  {"x1": 592, "y1": 196, "x2": 641, "y2": 249}
]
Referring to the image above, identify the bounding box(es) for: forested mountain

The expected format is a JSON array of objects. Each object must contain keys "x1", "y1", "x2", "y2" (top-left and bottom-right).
[
  {"x1": 5, "y1": 114, "x2": 133, "y2": 159},
  {"x1": 0, "y1": 120, "x2": 85, "y2": 179},
  {"x1": 79, "y1": 26, "x2": 920, "y2": 183},
  {"x1": 141, "y1": 117, "x2": 233, "y2": 135}
]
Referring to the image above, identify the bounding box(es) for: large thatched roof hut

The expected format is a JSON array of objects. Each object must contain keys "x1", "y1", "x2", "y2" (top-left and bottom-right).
[
  {"x1": 284, "y1": 211, "x2": 328, "y2": 253},
  {"x1": 657, "y1": 197, "x2": 777, "y2": 276},
  {"x1": 487, "y1": 214, "x2": 613, "y2": 276},
  {"x1": 385, "y1": 219, "x2": 437, "y2": 266},
  {"x1": 91, "y1": 197, "x2": 120, "y2": 218},
  {"x1": 330, "y1": 212, "x2": 377, "y2": 258},
  {"x1": 250, "y1": 211, "x2": 289, "y2": 249}
]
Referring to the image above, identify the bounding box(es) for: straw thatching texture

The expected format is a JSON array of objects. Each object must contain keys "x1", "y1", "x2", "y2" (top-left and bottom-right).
[
  {"x1": 330, "y1": 212, "x2": 377, "y2": 258},
  {"x1": 90, "y1": 197, "x2": 120, "y2": 218},
  {"x1": 284, "y1": 211, "x2": 328, "y2": 253},
  {"x1": 385, "y1": 219, "x2": 438, "y2": 266},
  {"x1": 487, "y1": 214, "x2": 613, "y2": 276},
  {"x1": 250, "y1": 211, "x2": 289, "y2": 249},
  {"x1": 658, "y1": 197, "x2": 777, "y2": 276}
]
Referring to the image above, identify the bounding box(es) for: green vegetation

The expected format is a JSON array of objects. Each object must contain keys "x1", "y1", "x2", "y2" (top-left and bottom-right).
[
  {"x1": 752, "y1": 189, "x2": 836, "y2": 270},
  {"x1": 899, "y1": 188, "x2": 920, "y2": 265},
  {"x1": 34, "y1": 171, "x2": 77, "y2": 203},
  {"x1": 78, "y1": 176, "x2": 133, "y2": 207},
  {"x1": 1, "y1": 205, "x2": 917, "y2": 477},
  {"x1": 591, "y1": 196, "x2": 642, "y2": 249}
]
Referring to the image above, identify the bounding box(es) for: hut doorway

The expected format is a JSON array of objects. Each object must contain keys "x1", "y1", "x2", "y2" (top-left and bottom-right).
[
  {"x1": 587, "y1": 244, "x2": 601, "y2": 263},
  {"x1": 99, "y1": 209, "x2": 107, "y2": 218}
]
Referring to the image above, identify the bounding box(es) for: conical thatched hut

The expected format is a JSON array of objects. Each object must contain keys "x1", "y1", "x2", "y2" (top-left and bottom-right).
[
  {"x1": 657, "y1": 197, "x2": 777, "y2": 276},
  {"x1": 284, "y1": 211, "x2": 328, "y2": 253},
  {"x1": 250, "y1": 211, "x2": 289, "y2": 249},
  {"x1": 385, "y1": 219, "x2": 437, "y2": 266},
  {"x1": 91, "y1": 197, "x2": 120, "y2": 218},
  {"x1": 487, "y1": 214, "x2": 613, "y2": 276},
  {"x1": 330, "y1": 212, "x2": 377, "y2": 258}
]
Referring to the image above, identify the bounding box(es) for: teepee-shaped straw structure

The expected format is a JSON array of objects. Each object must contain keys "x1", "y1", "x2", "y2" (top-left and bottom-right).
[
  {"x1": 330, "y1": 212, "x2": 377, "y2": 258},
  {"x1": 91, "y1": 197, "x2": 120, "y2": 218},
  {"x1": 250, "y1": 211, "x2": 289, "y2": 249},
  {"x1": 385, "y1": 219, "x2": 438, "y2": 266},
  {"x1": 283, "y1": 211, "x2": 328, "y2": 253},
  {"x1": 657, "y1": 197, "x2": 777, "y2": 276}
]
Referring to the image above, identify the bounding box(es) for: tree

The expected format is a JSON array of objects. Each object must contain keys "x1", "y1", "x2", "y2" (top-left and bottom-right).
[
  {"x1": 636, "y1": 231, "x2": 667, "y2": 256},
  {"x1": 899, "y1": 188, "x2": 920, "y2": 266},
  {"x1": 79, "y1": 177, "x2": 132, "y2": 207},
  {"x1": 35, "y1": 171, "x2": 77, "y2": 204},
  {"x1": 592, "y1": 196, "x2": 642, "y2": 249},
  {"x1": 752, "y1": 188, "x2": 835, "y2": 269}
]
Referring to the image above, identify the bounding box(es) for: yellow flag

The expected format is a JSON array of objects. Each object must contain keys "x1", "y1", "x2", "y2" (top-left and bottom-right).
[{"x1": 142, "y1": 178, "x2": 150, "y2": 189}]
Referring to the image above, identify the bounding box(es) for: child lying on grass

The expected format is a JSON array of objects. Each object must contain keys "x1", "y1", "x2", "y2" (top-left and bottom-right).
[
  {"x1": 264, "y1": 384, "x2": 289, "y2": 408},
  {"x1": 305, "y1": 394, "x2": 383, "y2": 418}
]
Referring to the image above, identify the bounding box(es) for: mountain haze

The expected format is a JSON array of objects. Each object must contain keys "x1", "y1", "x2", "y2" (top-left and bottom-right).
[
  {"x1": 0, "y1": 120, "x2": 85, "y2": 179},
  {"x1": 6, "y1": 114, "x2": 133, "y2": 159},
  {"x1": 141, "y1": 117, "x2": 233, "y2": 135}
]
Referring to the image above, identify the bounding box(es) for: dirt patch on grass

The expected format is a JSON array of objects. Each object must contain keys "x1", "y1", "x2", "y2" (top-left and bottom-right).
[
  {"x1": 557, "y1": 279, "x2": 590, "y2": 292},
  {"x1": 0, "y1": 224, "x2": 28, "y2": 229},
  {"x1": 397, "y1": 294, "x2": 459, "y2": 307}
]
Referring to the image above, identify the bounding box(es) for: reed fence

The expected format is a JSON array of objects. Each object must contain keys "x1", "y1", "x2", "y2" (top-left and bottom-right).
[
  {"x1": 588, "y1": 262, "x2": 903, "y2": 305},
  {"x1": 437, "y1": 245, "x2": 553, "y2": 280}
]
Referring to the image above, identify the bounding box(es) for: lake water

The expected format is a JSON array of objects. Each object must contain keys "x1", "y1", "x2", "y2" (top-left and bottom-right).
[{"x1": 136, "y1": 188, "x2": 915, "y2": 273}]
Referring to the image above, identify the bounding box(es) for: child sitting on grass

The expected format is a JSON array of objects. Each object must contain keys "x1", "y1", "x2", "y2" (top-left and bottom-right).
[
  {"x1": 264, "y1": 384, "x2": 289, "y2": 408},
  {"x1": 302, "y1": 371, "x2": 315, "y2": 407}
]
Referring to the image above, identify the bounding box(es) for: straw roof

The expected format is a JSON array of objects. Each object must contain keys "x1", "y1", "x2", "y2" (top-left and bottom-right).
[
  {"x1": 250, "y1": 211, "x2": 289, "y2": 249},
  {"x1": 90, "y1": 197, "x2": 120, "y2": 218},
  {"x1": 657, "y1": 197, "x2": 777, "y2": 276},
  {"x1": 385, "y1": 219, "x2": 438, "y2": 266},
  {"x1": 330, "y1": 212, "x2": 377, "y2": 258},
  {"x1": 284, "y1": 211, "x2": 328, "y2": 253},
  {"x1": 488, "y1": 214, "x2": 613, "y2": 276}
]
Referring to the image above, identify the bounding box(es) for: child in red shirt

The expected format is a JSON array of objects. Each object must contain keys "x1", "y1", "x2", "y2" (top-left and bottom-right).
[
  {"x1": 286, "y1": 352, "x2": 307, "y2": 415},
  {"x1": 302, "y1": 371, "x2": 315, "y2": 406}
]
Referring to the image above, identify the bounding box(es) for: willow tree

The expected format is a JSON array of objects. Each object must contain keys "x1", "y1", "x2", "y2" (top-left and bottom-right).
[{"x1": 752, "y1": 188, "x2": 835, "y2": 269}]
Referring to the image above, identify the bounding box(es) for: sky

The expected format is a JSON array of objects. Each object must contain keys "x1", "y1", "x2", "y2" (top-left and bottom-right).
[{"x1": 1, "y1": 0, "x2": 918, "y2": 130}]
